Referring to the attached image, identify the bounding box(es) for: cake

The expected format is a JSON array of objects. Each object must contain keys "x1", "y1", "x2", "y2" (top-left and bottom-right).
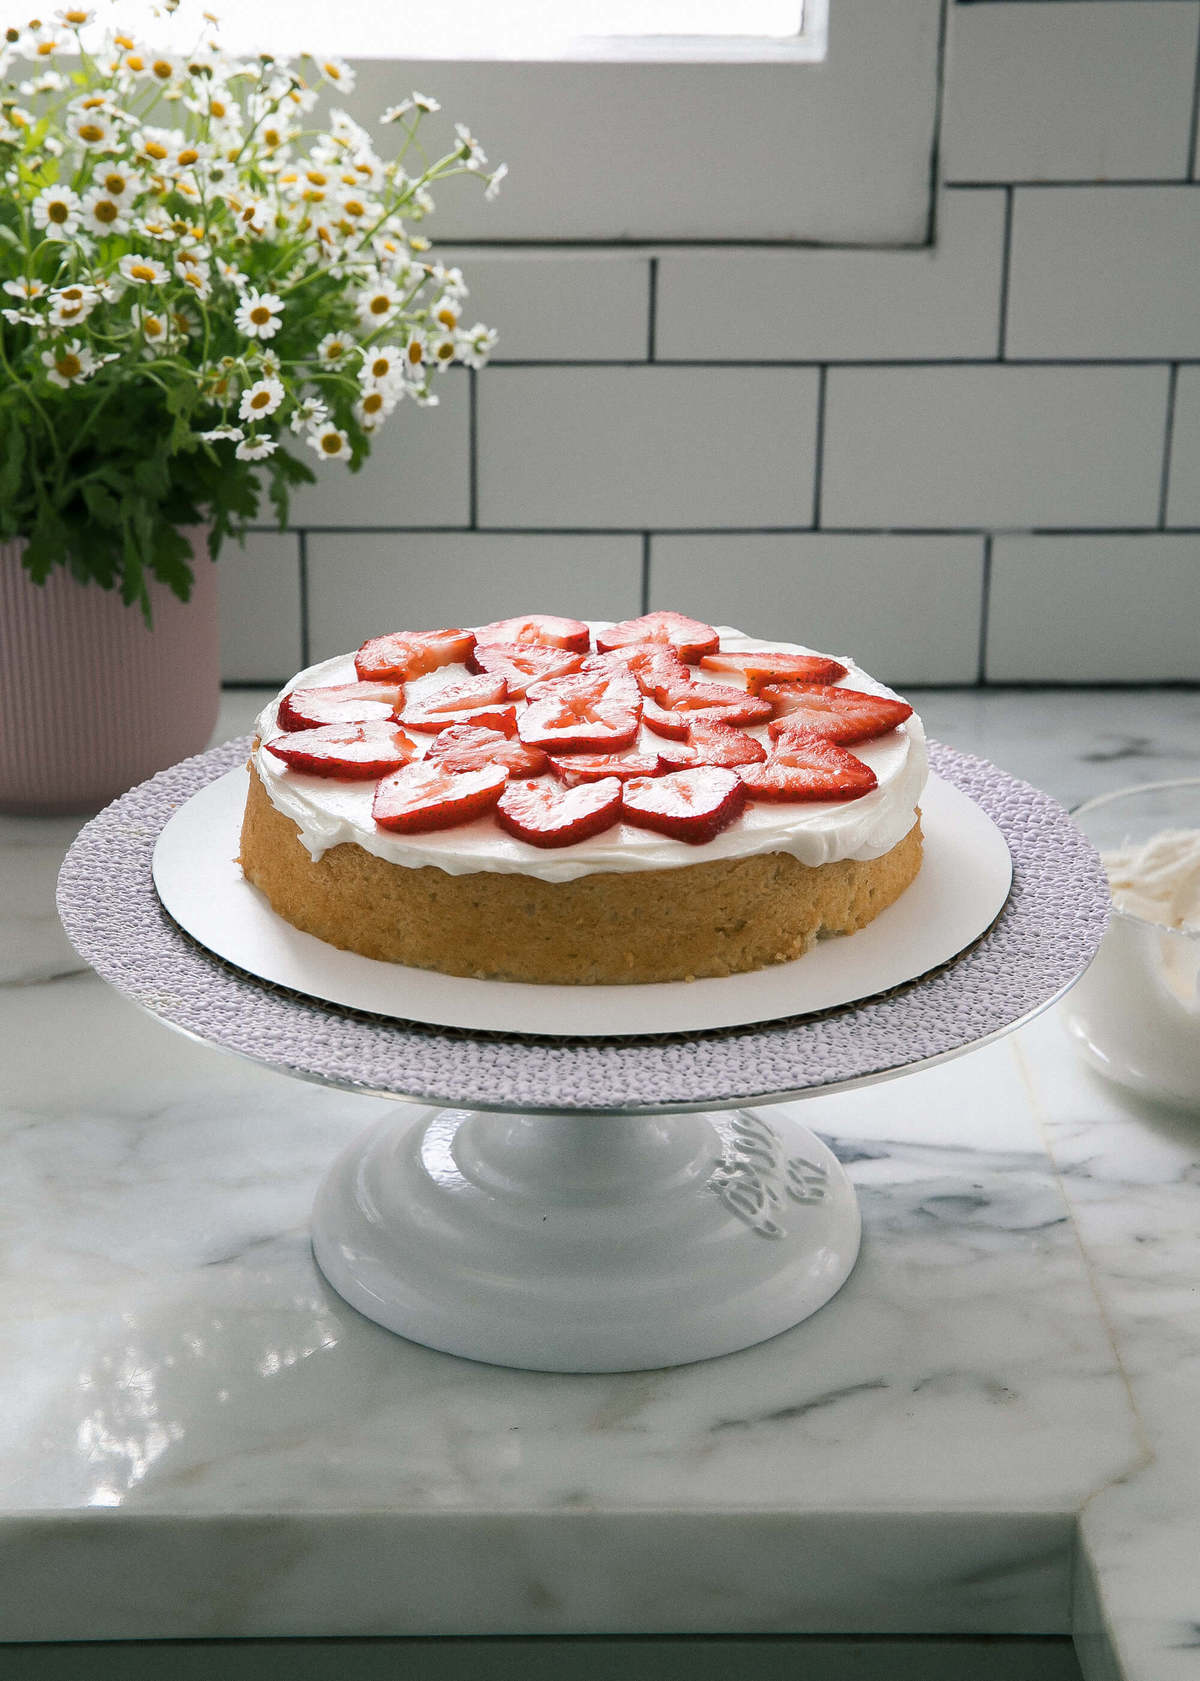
[{"x1": 238, "y1": 611, "x2": 927, "y2": 984}]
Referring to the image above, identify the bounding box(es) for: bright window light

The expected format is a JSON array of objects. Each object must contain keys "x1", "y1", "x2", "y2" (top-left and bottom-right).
[{"x1": 87, "y1": 1, "x2": 807, "y2": 60}]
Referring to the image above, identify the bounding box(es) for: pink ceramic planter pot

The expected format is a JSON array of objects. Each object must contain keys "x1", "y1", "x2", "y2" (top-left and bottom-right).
[{"x1": 0, "y1": 526, "x2": 220, "y2": 815}]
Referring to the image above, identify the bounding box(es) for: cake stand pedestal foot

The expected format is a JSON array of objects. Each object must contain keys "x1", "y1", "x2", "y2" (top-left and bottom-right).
[{"x1": 312, "y1": 1102, "x2": 861, "y2": 1372}]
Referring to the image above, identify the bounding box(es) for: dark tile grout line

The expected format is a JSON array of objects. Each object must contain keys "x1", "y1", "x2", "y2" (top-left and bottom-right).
[
  {"x1": 997, "y1": 187, "x2": 1013, "y2": 360},
  {"x1": 944, "y1": 178, "x2": 1199, "y2": 190},
  {"x1": 1188, "y1": 8, "x2": 1200, "y2": 182},
  {"x1": 297, "y1": 530, "x2": 310, "y2": 669},
  {"x1": 811, "y1": 366, "x2": 828, "y2": 528},
  {"x1": 646, "y1": 257, "x2": 658, "y2": 361},
  {"x1": 467, "y1": 369, "x2": 479, "y2": 530},
  {"x1": 640, "y1": 534, "x2": 652, "y2": 615},
  {"x1": 477, "y1": 356, "x2": 1198, "y2": 368},
  {"x1": 926, "y1": 0, "x2": 951, "y2": 247},
  {"x1": 1159, "y1": 363, "x2": 1180, "y2": 530},
  {"x1": 977, "y1": 534, "x2": 993, "y2": 685},
  {"x1": 248, "y1": 524, "x2": 1200, "y2": 538}
]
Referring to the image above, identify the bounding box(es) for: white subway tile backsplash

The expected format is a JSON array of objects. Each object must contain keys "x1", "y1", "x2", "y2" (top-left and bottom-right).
[
  {"x1": 305, "y1": 532, "x2": 642, "y2": 663},
  {"x1": 284, "y1": 371, "x2": 470, "y2": 529},
  {"x1": 1008, "y1": 187, "x2": 1200, "y2": 359},
  {"x1": 987, "y1": 536, "x2": 1200, "y2": 681},
  {"x1": 441, "y1": 250, "x2": 650, "y2": 361},
  {"x1": 1166, "y1": 366, "x2": 1200, "y2": 526},
  {"x1": 942, "y1": 2, "x2": 1198, "y2": 183},
  {"x1": 649, "y1": 535, "x2": 984, "y2": 685},
  {"x1": 476, "y1": 367, "x2": 818, "y2": 529},
  {"x1": 821, "y1": 366, "x2": 1168, "y2": 530},
  {"x1": 656, "y1": 192, "x2": 1005, "y2": 363},
  {"x1": 218, "y1": 531, "x2": 302, "y2": 684}
]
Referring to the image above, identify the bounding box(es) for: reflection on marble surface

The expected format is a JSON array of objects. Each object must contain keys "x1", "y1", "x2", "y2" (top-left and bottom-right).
[{"x1": 0, "y1": 688, "x2": 1198, "y2": 1671}]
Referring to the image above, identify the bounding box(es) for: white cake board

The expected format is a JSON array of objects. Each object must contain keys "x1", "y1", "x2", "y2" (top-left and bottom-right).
[{"x1": 152, "y1": 766, "x2": 1012, "y2": 1038}]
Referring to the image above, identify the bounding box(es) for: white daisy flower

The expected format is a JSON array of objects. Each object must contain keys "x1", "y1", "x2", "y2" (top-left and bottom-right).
[
  {"x1": 335, "y1": 190, "x2": 379, "y2": 225},
  {"x1": 307, "y1": 425, "x2": 351, "y2": 461},
  {"x1": 1, "y1": 307, "x2": 41, "y2": 327},
  {"x1": 199, "y1": 424, "x2": 243, "y2": 443},
  {"x1": 456, "y1": 323, "x2": 498, "y2": 370},
  {"x1": 355, "y1": 277, "x2": 402, "y2": 327},
  {"x1": 20, "y1": 69, "x2": 66, "y2": 94},
  {"x1": 316, "y1": 56, "x2": 355, "y2": 94},
  {"x1": 410, "y1": 385, "x2": 440, "y2": 407},
  {"x1": 137, "y1": 213, "x2": 177, "y2": 242},
  {"x1": 41, "y1": 338, "x2": 97, "y2": 387},
  {"x1": 429, "y1": 263, "x2": 467, "y2": 300},
  {"x1": 255, "y1": 348, "x2": 284, "y2": 379},
  {"x1": 80, "y1": 186, "x2": 129, "y2": 236},
  {"x1": 380, "y1": 91, "x2": 440, "y2": 122},
  {"x1": 118, "y1": 253, "x2": 170, "y2": 286},
  {"x1": 289, "y1": 395, "x2": 329, "y2": 434},
  {"x1": 235, "y1": 198, "x2": 270, "y2": 236},
  {"x1": 133, "y1": 126, "x2": 176, "y2": 167},
  {"x1": 234, "y1": 289, "x2": 284, "y2": 340},
  {"x1": 430, "y1": 333, "x2": 457, "y2": 366},
  {"x1": 316, "y1": 331, "x2": 354, "y2": 365},
  {"x1": 454, "y1": 122, "x2": 487, "y2": 171},
  {"x1": 485, "y1": 162, "x2": 508, "y2": 202},
  {"x1": 238, "y1": 377, "x2": 285, "y2": 422},
  {"x1": 354, "y1": 387, "x2": 396, "y2": 428},
  {"x1": 235, "y1": 435, "x2": 277, "y2": 461},
  {"x1": 31, "y1": 184, "x2": 81, "y2": 238},
  {"x1": 403, "y1": 333, "x2": 426, "y2": 374},
  {"x1": 431, "y1": 299, "x2": 459, "y2": 332},
  {"x1": 358, "y1": 344, "x2": 404, "y2": 389},
  {"x1": 96, "y1": 165, "x2": 135, "y2": 202},
  {"x1": 3, "y1": 278, "x2": 46, "y2": 300},
  {"x1": 48, "y1": 284, "x2": 98, "y2": 327},
  {"x1": 132, "y1": 306, "x2": 171, "y2": 354},
  {"x1": 67, "y1": 106, "x2": 114, "y2": 147},
  {"x1": 56, "y1": 8, "x2": 95, "y2": 26}
]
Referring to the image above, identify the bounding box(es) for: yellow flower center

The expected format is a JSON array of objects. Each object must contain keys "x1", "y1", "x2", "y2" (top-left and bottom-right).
[
  {"x1": 77, "y1": 121, "x2": 104, "y2": 142},
  {"x1": 47, "y1": 200, "x2": 69, "y2": 223},
  {"x1": 125, "y1": 53, "x2": 143, "y2": 70},
  {"x1": 128, "y1": 262, "x2": 157, "y2": 281},
  {"x1": 319, "y1": 432, "x2": 342, "y2": 453},
  {"x1": 407, "y1": 340, "x2": 422, "y2": 364},
  {"x1": 250, "y1": 390, "x2": 271, "y2": 410},
  {"x1": 369, "y1": 295, "x2": 389, "y2": 315},
  {"x1": 263, "y1": 128, "x2": 281, "y2": 148},
  {"x1": 145, "y1": 317, "x2": 164, "y2": 337},
  {"x1": 322, "y1": 61, "x2": 341, "y2": 79},
  {"x1": 152, "y1": 59, "x2": 172, "y2": 79},
  {"x1": 343, "y1": 199, "x2": 365, "y2": 218},
  {"x1": 59, "y1": 302, "x2": 82, "y2": 318},
  {"x1": 103, "y1": 173, "x2": 125, "y2": 194},
  {"x1": 305, "y1": 169, "x2": 327, "y2": 186},
  {"x1": 55, "y1": 353, "x2": 80, "y2": 379},
  {"x1": 64, "y1": 8, "x2": 89, "y2": 20},
  {"x1": 323, "y1": 342, "x2": 344, "y2": 359},
  {"x1": 36, "y1": 39, "x2": 53, "y2": 54},
  {"x1": 437, "y1": 307, "x2": 457, "y2": 329},
  {"x1": 177, "y1": 147, "x2": 199, "y2": 166},
  {"x1": 249, "y1": 305, "x2": 271, "y2": 324},
  {"x1": 92, "y1": 199, "x2": 118, "y2": 223},
  {"x1": 143, "y1": 140, "x2": 168, "y2": 160},
  {"x1": 370, "y1": 356, "x2": 389, "y2": 378},
  {"x1": 437, "y1": 341, "x2": 455, "y2": 360},
  {"x1": 210, "y1": 99, "x2": 226, "y2": 118},
  {"x1": 362, "y1": 391, "x2": 383, "y2": 414},
  {"x1": 114, "y1": 32, "x2": 133, "y2": 48}
]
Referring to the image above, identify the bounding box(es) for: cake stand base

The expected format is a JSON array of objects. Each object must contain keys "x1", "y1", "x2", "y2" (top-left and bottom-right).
[{"x1": 311, "y1": 1103, "x2": 861, "y2": 1372}]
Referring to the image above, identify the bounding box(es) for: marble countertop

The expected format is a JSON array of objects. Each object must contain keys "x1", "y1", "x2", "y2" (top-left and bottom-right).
[{"x1": 3, "y1": 686, "x2": 1200, "y2": 1677}]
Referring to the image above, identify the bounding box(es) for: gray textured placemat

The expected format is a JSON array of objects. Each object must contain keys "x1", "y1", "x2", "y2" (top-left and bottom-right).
[{"x1": 57, "y1": 737, "x2": 1108, "y2": 1114}]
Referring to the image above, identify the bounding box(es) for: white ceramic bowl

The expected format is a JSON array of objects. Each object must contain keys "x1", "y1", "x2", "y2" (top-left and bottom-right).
[{"x1": 1064, "y1": 779, "x2": 1200, "y2": 1109}]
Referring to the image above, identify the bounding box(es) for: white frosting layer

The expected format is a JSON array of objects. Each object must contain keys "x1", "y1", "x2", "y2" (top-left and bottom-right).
[{"x1": 252, "y1": 626, "x2": 928, "y2": 885}]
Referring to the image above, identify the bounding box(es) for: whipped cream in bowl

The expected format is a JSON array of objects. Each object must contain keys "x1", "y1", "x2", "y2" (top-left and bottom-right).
[
  {"x1": 252, "y1": 624, "x2": 928, "y2": 886},
  {"x1": 1064, "y1": 779, "x2": 1200, "y2": 1108}
]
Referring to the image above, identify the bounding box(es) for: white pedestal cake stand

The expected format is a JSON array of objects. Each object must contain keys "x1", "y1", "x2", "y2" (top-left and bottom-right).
[{"x1": 57, "y1": 738, "x2": 1108, "y2": 1374}]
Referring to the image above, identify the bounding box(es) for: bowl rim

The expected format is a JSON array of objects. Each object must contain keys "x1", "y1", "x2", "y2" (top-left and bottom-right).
[{"x1": 1071, "y1": 777, "x2": 1200, "y2": 942}]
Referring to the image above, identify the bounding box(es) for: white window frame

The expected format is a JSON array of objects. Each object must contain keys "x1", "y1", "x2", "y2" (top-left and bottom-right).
[{"x1": 342, "y1": 0, "x2": 944, "y2": 247}]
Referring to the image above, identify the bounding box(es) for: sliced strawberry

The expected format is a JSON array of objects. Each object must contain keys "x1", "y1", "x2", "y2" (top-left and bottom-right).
[
  {"x1": 621, "y1": 766, "x2": 747, "y2": 845},
  {"x1": 402, "y1": 676, "x2": 514, "y2": 734},
  {"x1": 579, "y1": 644, "x2": 691, "y2": 697},
  {"x1": 470, "y1": 640, "x2": 584, "y2": 697},
  {"x1": 765, "y1": 683, "x2": 914, "y2": 745},
  {"x1": 265, "y1": 721, "x2": 418, "y2": 780},
  {"x1": 596, "y1": 610, "x2": 719, "y2": 664},
  {"x1": 657, "y1": 721, "x2": 768, "y2": 771},
  {"x1": 495, "y1": 776, "x2": 623, "y2": 849},
  {"x1": 643, "y1": 680, "x2": 772, "y2": 740},
  {"x1": 525, "y1": 666, "x2": 641, "y2": 707},
  {"x1": 373, "y1": 760, "x2": 508, "y2": 832},
  {"x1": 473, "y1": 613, "x2": 591, "y2": 653},
  {"x1": 700, "y1": 649, "x2": 848, "y2": 691},
  {"x1": 277, "y1": 680, "x2": 403, "y2": 732},
  {"x1": 519, "y1": 684, "x2": 641, "y2": 753},
  {"x1": 740, "y1": 733, "x2": 878, "y2": 802},
  {"x1": 548, "y1": 751, "x2": 664, "y2": 786},
  {"x1": 428, "y1": 724, "x2": 549, "y2": 780},
  {"x1": 355, "y1": 627, "x2": 475, "y2": 682}
]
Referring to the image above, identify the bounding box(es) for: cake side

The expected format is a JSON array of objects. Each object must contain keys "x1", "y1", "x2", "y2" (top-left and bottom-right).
[{"x1": 239, "y1": 760, "x2": 924, "y2": 985}]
